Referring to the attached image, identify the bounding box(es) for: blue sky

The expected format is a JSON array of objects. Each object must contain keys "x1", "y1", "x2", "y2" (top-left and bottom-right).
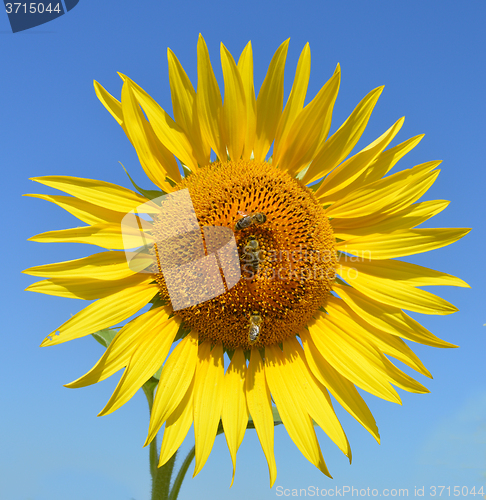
[{"x1": 1, "y1": 1, "x2": 485, "y2": 499}]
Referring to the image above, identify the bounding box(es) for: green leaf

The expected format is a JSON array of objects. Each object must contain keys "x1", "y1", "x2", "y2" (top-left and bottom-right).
[
  {"x1": 215, "y1": 407, "x2": 283, "y2": 436},
  {"x1": 119, "y1": 161, "x2": 167, "y2": 200},
  {"x1": 143, "y1": 376, "x2": 159, "y2": 393},
  {"x1": 247, "y1": 406, "x2": 282, "y2": 429},
  {"x1": 92, "y1": 328, "x2": 118, "y2": 348},
  {"x1": 152, "y1": 365, "x2": 163, "y2": 381}
]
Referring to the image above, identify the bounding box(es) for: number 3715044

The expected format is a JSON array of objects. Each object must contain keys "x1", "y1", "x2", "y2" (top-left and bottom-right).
[{"x1": 5, "y1": 3, "x2": 61, "y2": 14}]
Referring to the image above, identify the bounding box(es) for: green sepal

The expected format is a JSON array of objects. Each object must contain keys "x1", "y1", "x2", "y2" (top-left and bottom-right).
[
  {"x1": 295, "y1": 163, "x2": 310, "y2": 180},
  {"x1": 119, "y1": 162, "x2": 167, "y2": 200},
  {"x1": 143, "y1": 374, "x2": 160, "y2": 392},
  {"x1": 224, "y1": 347, "x2": 235, "y2": 361},
  {"x1": 307, "y1": 175, "x2": 325, "y2": 191},
  {"x1": 152, "y1": 365, "x2": 163, "y2": 381},
  {"x1": 247, "y1": 406, "x2": 282, "y2": 429},
  {"x1": 334, "y1": 275, "x2": 349, "y2": 286},
  {"x1": 215, "y1": 407, "x2": 282, "y2": 438},
  {"x1": 165, "y1": 176, "x2": 177, "y2": 188},
  {"x1": 181, "y1": 163, "x2": 192, "y2": 178},
  {"x1": 173, "y1": 322, "x2": 191, "y2": 343},
  {"x1": 148, "y1": 295, "x2": 167, "y2": 310},
  {"x1": 91, "y1": 328, "x2": 118, "y2": 348}
]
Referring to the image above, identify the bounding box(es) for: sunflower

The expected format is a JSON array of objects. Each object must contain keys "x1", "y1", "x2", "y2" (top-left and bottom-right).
[{"x1": 25, "y1": 36, "x2": 470, "y2": 486}]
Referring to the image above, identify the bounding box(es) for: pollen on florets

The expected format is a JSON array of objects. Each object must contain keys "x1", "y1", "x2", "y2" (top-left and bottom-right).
[{"x1": 153, "y1": 160, "x2": 336, "y2": 350}]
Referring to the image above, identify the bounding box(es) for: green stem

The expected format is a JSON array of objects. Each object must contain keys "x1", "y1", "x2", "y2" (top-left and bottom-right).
[
  {"x1": 152, "y1": 451, "x2": 177, "y2": 500},
  {"x1": 142, "y1": 378, "x2": 197, "y2": 500},
  {"x1": 142, "y1": 383, "x2": 158, "y2": 480},
  {"x1": 143, "y1": 380, "x2": 177, "y2": 500},
  {"x1": 168, "y1": 445, "x2": 195, "y2": 500}
]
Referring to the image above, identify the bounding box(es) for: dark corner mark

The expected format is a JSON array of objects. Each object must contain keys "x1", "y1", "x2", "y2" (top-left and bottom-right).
[
  {"x1": 63, "y1": 0, "x2": 79, "y2": 11},
  {"x1": 3, "y1": 0, "x2": 80, "y2": 33}
]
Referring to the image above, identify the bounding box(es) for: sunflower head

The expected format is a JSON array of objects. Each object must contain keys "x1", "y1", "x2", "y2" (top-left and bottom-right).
[
  {"x1": 25, "y1": 35, "x2": 470, "y2": 487},
  {"x1": 153, "y1": 158, "x2": 336, "y2": 349}
]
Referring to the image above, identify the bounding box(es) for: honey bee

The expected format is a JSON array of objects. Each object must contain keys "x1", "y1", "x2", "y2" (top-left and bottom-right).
[
  {"x1": 234, "y1": 211, "x2": 267, "y2": 231},
  {"x1": 248, "y1": 311, "x2": 262, "y2": 344},
  {"x1": 241, "y1": 235, "x2": 261, "y2": 275}
]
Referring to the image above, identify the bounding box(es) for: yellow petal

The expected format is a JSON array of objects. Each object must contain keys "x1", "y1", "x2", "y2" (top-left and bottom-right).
[
  {"x1": 121, "y1": 82, "x2": 177, "y2": 191},
  {"x1": 119, "y1": 74, "x2": 198, "y2": 171},
  {"x1": 337, "y1": 255, "x2": 470, "y2": 288},
  {"x1": 25, "y1": 274, "x2": 153, "y2": 300},
  {"x1": 29, "y1": 176, "x2": 154, "y2": 213},
  {"x1": 281, "y1": 67, "x2": 341, "y2": 176},
  {"x1": 336, "y1": 227, "x2": 470, "y2": 260},
  {"x1": 337, "y1": 262, "x2": 458, "y2": 315},
  {"x1": 168, "y1": 48, "x2": 211, "y2": 166},
  {"x1": 158, "y1": 378, "x2": 195, "y2": 467},
  {"x1": 353, "y1": 134, "x2": 425, "y2": 186},
  {"x1": 95, "y1": 80, "x2": 182, "y2": 183},
  {"x1": 65, "y1": 307, "x2": 173, "y2": 388},
  {"x1": 221, "y1": 43, "x2": 247, "y2": 162},
  {"x1": 98, "y1": 315, "x2": 180, "y2": 416},
  {"x1": 300, "y1": 329, "x2": 380, "y2": 442},
  {"x1": 28, "y1": 223, "x2": 152, "y2": 250},
  {"x1": 245, "y1": 349, "x2": 277, "y2": 487},
  {"x1": 321, "y1": 308, "x2": 429, "y2": 395},
  {"x1": 273, "y1": 43, "x2": 311, "y2": 165},
  {"x1": 325, "y1": 296, "x2": 431, "y2": 377},
  {"x1": 40, "y1": 282, "x2": 158, "y2": 346},
  {"x1": 302, "y1": 86, "x2": 383, "y2": 184},
  {"x1": 333, "y1": 283, "x2": 457, "y2": 348},
  {"x1": 94, "y1": 80, "x2": 124, "y2": 126},
  {"x1": 193, "y1": 342, "x2": 225, "y2": 477},
  {"x1": 282, "y1": 337, "x2": 351, "y2": 461},
  {"x1": 325, "y1": 134, "x2": 426, "y2": 205},
  {"x1": 331, "y1": 200, "x2": 450, "y2": 238},
  {"x1": 146, "y1": 330, "x2": 199, "y2": 446},
  {"x1": 315, "y1": 117, "x2": 404, "y2": 199},
  {"x1": 307, "y1": 317, "x2": 401, "y2": 403},
  {"x1": 222, "y1": 348, "x2": 249, "y2": 487},
  {"x1": 237, "y1": 41, "x2": 257, "y2": 160},
  {"x1": 253, "y1": 40, "x2": 289, "y2": 162},
  {"x1": 196, "y1": 34, "x2": 225, "y2": 159},
  {"x1": 24, "y1": 194, "x2": 123, "y2": 226},
  {"x1": 264, "y1": 344, "x2": 331, "y2": 477},
  {"x1": 22, "y1": 251, "x2": 151, "y2": 280},
  {"x1": 324, "y1": 161, "x2": 441, "y2": 218}
]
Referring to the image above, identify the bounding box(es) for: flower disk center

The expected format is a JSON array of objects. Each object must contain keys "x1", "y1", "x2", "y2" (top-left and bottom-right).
[{"x1": 154, "y1": 160, "x2": 336, "y2": 349}]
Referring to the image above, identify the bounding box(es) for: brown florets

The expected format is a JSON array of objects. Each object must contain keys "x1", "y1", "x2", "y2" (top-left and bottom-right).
[{"x1": 154, "y1": 160, "x2": 336, "y2": 350}]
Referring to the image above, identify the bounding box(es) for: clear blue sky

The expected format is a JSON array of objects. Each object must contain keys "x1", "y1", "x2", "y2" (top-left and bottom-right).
[{"x1": 1, "y1": 1, "x2": 485, "y2": 499}]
